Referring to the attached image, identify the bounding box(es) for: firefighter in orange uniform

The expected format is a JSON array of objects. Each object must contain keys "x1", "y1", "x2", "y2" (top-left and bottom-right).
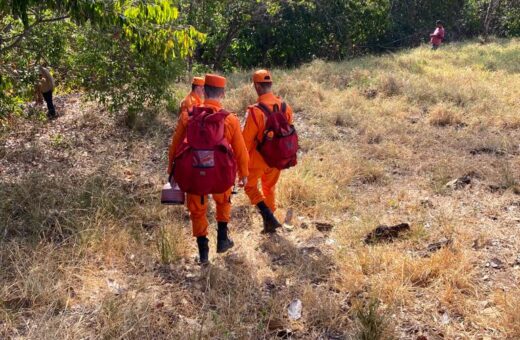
[
  {"x1": 242, "y1": 70, "x2": 294, "y2": 233},
  {"x1": 168, "y1": 74, "x2": 249, "y2": 264},
  {"x1": 167, "y1": 77, "x2": 204, "y2": 175},
  {"x1": 179, "y1": 76, "x2": 205, "y2": 115}
]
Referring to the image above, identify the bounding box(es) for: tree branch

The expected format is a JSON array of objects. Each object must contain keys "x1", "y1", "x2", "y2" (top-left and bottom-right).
[
  {"x1": 40, "y1": 15, "x2": 69, "y2": 24},
  {"x1": 0, "y1": 15, "x2": 70, "y2": 55},
  {"x1": 0, "y1": 32, "x2": 26, "y2": 54}
]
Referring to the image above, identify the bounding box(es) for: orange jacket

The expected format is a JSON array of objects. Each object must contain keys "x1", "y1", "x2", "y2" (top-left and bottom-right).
[
  {"x1": 168, "y1": 91, "x2": 202, "y2": 173},
  {"x1": 167, "y1": 99, "x2": 249, "y2": 178},
  {"x1": 242, "y1": 92, "x2": 294, "y2": 167},
  {"x1": 179, "y1": 92, "x2": 202, "y2": 115}
]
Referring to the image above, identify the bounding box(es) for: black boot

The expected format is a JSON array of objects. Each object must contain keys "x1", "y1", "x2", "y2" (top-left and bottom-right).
[
  {"x1": 257, "y1": 201, "x2": 281, "y2": 233},
  {"x1": 196, "y1": 236, "x2": 209, "y2": 264},
  {"x1": 216, "y1": 222, "x2": 234, "y2": 253}
]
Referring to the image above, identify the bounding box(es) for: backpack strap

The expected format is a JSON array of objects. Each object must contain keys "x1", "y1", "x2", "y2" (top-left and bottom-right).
[
  {"x1": 256, "y1": 102, "x2": 272, "y2": 116},
  {"x1": 251, "y1": 103, "x2": 272, "y2": 144},
  {"x1": 250, "y1": 102, "x2": 272, "y2": 129},
  {"x1": 250, "y1": 101, "x2": 287, "y2": 135},
  {"x1": 217, "y1": 109, "x2": 230, "y2": 117},
  {"x1": 256, "y1": 101, "x2": 286, "y2": 116}
]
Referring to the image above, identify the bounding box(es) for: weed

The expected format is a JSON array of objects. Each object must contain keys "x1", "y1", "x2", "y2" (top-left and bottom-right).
[
  {"x1": 378, "y1": 74, "x2": 402, "y2": 97},
  {"x1": 428, "y1": 104, "x2": 463, "y2": 127},
  {"x1": 496, "y1": 158, "x2": 518, "y2": 191},
  {"x1": 495, "y1": 288, "x2": 520, "y2": 338},
  {"x1": 429, "y1": 160, "x2": 458, "y2": 194},
  {"x1": 50, "y1": 133, "x2": 65, "y2": 148},
  {"x1": 156, "y1": 225, "x2": 183, "y2": 265},
  {"x1": 354, "y1": 299, "x2": 394, "y2": 340},
  {"x1": 353, "y1": 159, "x2": 386, "y2": 185}
]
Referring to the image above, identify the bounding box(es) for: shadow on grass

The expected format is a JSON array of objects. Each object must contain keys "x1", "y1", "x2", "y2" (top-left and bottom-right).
[
  {"x1": 152, "y1": 231, "x2": 344, "y2": 338},
  {"x1": 0, "y1": 170, "x2": 143, "y2": 243},
  {"x1": 259, "y1": 233, "x2": 337, "y2": 285},
  {"x1": 154, "y1": 252, "x2": 286, "y2": 338}
]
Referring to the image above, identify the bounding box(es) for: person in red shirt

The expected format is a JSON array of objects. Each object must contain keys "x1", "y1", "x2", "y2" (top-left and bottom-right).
[{"x1": 430, "y1": 20, "x2": 445, "y2": 50}]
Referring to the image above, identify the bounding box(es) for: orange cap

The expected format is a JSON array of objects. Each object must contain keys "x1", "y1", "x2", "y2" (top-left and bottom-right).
[
  {"x1": 204, "y1": 74, "x2": 226, "y2": 88},
  {"x1": 192, "y1": 77, "x2": 205, "y2": 86},
  {"x1": 253, "y1": 69, "x2": 273, "y2": 83}
]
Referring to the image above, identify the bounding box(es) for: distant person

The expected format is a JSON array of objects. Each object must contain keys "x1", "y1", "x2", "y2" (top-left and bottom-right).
[
  {"x1": 168, "y1": 74, "x2": 249, "y2": 264},
  {"x1": 242, "y1": 70, "x2": 298, "y2": 233},
  {"x1": 167, "y1": 77, "x2": 205, "y2": 181},
  {"x1": 36, "y1": 65, "x2": 56, "y2": 119},
  {"x1": 179, "y1": 76, "x2": 204, "y2": 115},
  {"x1": 430, "y1": 20, "x2": 445, "y2": 50}
]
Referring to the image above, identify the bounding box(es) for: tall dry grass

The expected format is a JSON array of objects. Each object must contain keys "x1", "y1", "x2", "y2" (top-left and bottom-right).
[{"x1": 1, "y1": 39, "x2": 520, "y2": 338}]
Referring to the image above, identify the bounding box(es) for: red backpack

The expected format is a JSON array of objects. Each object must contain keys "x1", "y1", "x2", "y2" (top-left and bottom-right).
[
  {"x1": 251, "y1": 102, "x2": 298, "y2": 170},
  {"x1": 173, "y1": 106, "x2": 237, "y2": 195}
]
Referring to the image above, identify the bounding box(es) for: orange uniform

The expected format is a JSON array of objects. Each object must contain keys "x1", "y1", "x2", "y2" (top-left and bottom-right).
[
  {"x1": 168, "y1": 99, "x2": 249, "y2": 237},
  {"x1": 179, "y1": 91, "x2": 202, "y2": 115},
  {"x1": 167, "y1": 91, "x2": 203, "y2": 173},
  {"x1": 242, "y1": 92, "x2": 294, "y2": 212}
]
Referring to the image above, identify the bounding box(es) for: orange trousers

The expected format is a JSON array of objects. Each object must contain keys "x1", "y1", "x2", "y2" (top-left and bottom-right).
[
  {"x1": 244, "y1": 163, "x2": 281, "y2": 212},
  {"x1": 187, "y1": 188, "x2": 232, "y2": 237}
]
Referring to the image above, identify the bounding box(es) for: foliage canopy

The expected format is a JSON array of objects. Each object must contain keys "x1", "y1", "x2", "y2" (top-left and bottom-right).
[
  {"x1": 0, "y1": 0, "x2": 204, "y2": 119},
  {"x1": 0, "y1": 0, "x2": 519, "y2": 121}
]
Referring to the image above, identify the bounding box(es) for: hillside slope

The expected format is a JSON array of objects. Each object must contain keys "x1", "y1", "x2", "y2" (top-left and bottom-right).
[{"x1": 1, "y1": 40, "x2": 520, "y2": 339}]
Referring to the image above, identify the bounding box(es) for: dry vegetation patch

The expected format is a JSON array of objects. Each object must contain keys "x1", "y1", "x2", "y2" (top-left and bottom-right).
[{"x1": 1, "y1": 40, "x2": 520, "y2": 338}]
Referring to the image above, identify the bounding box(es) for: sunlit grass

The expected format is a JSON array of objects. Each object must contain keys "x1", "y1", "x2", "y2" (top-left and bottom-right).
[{"x1": 1, "y1": 39, "x2": 519, "y2": 338}]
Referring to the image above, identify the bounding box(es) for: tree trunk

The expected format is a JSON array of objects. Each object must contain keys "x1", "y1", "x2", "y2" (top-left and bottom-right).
[
  {"x1": 213, "y1": 22, "x2": 240, "y2": 70},
  {"x1": 483, "y1": 0, "x2": 501, "y2": 42}
]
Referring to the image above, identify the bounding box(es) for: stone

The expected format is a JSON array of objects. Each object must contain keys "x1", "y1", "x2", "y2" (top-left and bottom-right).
[
  {"x1": 445, "y1": 175, "x2": 471, "y2": 190},
  {"x1": 365, "y1": 223, "x2": 410, "y2": 244},
  {"x1": 489, "y1": 258, "x2": 504, "y2": 269},
  {"x1": 314, "y1": 222, "x2": 334, "y2": 232},
  {"x1": 427, "y1": 238, "x2": 452, "y2": 253}
]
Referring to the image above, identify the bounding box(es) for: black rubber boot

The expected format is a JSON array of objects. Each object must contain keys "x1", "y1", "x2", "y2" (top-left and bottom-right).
[
  {"x1": 216, "y1": 222, "x2": 234, "y2": 253},
  {"x1": 196, "y1": 236, "x2": 209, "y2": 264},
  {"x1": 257, "y1": 201, "x2": 281, "y2": 233}
]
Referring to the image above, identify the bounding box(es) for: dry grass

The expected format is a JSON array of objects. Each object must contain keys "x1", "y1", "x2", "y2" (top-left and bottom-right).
[
  {"x1": 1, "y1": 39, "x2": 520, "y2": 338},
  {"x1": 495, "y1": 287, "x2": 520, "y2": 338},
  {"x1": 428, "y1": 104, "x2": 464, "y2": 127}
]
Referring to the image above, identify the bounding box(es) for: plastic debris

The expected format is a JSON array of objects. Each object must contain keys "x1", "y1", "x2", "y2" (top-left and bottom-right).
[{"x1": 288, "y1": 299, "x2": 302, "y2": 320}]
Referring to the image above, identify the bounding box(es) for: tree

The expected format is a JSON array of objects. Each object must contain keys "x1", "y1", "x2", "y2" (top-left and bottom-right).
[
  {"x1": 483, "y1": 0, "x2": 501, "y2": 41},
  {"x1": 177, "y1": 0, "x2": 267, "y2": 70},
  {"x1": 460, "y1": 0, "x2": 520, "y2": 39},
  {"x1": 0, "y1": 0, "x2": 204, "y2": 119},
  {"x1": 178, "y1": 0, "x2": 390, "y2": 69}
]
